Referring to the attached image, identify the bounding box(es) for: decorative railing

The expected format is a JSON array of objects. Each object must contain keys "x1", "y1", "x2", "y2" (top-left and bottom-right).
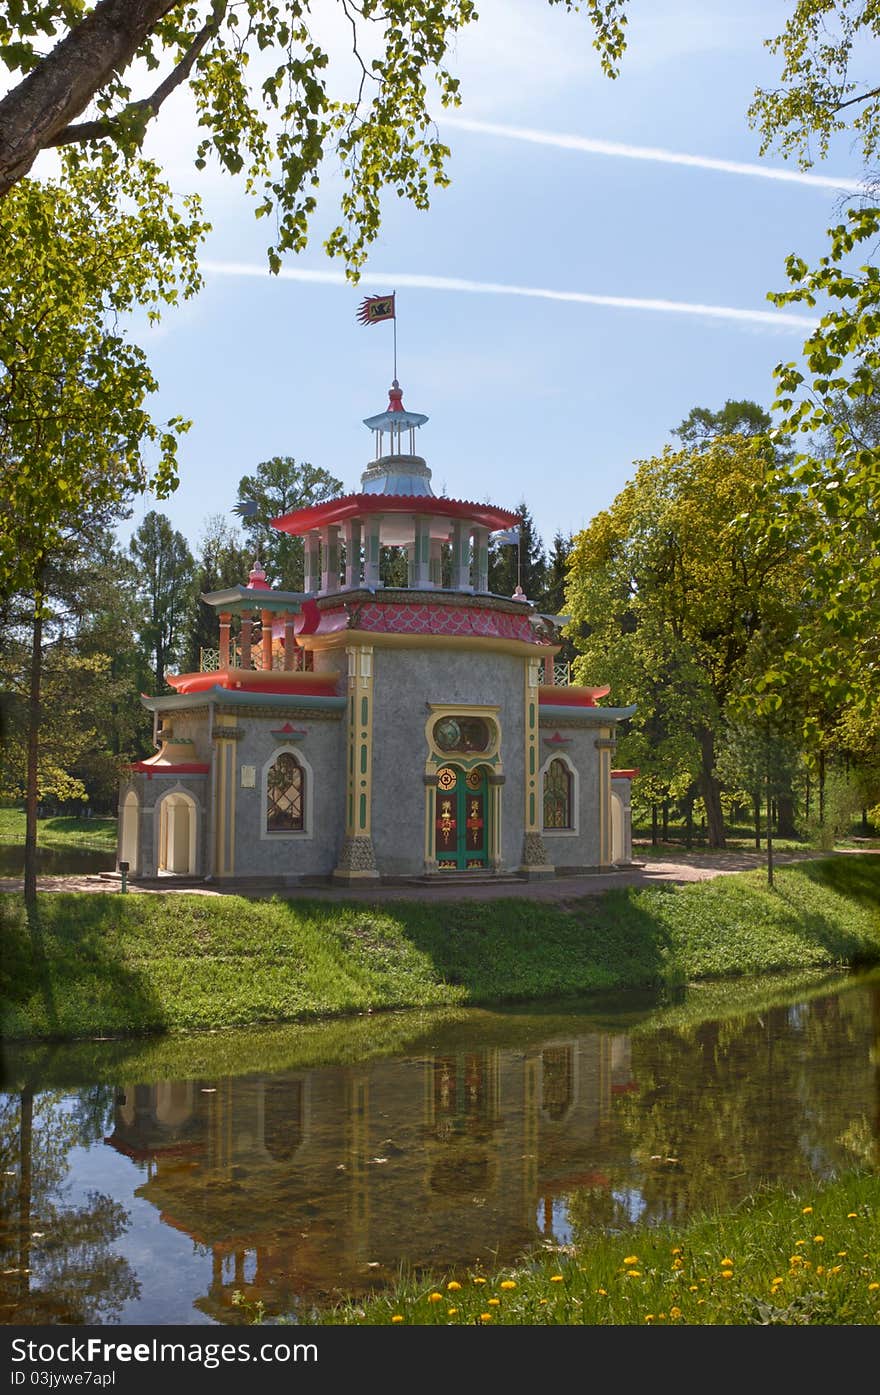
[
  {"x1": 199, "y1": 645, "x2": 301, "y2": 673},
  {"x1": 553, "y1": 660, "x2": 571, "y2": 687}
]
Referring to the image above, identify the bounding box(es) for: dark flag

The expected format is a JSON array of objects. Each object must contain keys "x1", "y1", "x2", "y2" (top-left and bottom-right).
[{"x1": 357, "y1": 293, "x2": 396, "y2": 325}]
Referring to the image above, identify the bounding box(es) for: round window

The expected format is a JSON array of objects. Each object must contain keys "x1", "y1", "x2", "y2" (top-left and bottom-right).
[{"x1": 433, "y1": 716, "x2": 492, "y2": 753}]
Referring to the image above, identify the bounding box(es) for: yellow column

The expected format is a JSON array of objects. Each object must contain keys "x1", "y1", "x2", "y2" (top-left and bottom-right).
[
  {"x1": 261, "y1": 609, "x2": 273, "y2": 671},
  {"x1": 218, "y1": 612, "x2": 232, "y2": 669},
  {"x1": 333, "y1": 644, "x2": 378, "y2": 880},
  {"x1": 595, "y1": 729, "x2": 615, "y2": 867},
  {"x1": 519, "y1": 657, "x2": 554, "y2": 878},
  {"x1": 213, "y1": 715, "x2": 238, "y2": 878}
]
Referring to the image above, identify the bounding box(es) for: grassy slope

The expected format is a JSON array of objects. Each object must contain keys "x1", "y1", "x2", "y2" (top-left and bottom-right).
[
  {"x1": 2, "y1": 855, "x2": 879, "y2": 1042},
  {"x1": 0, "y1": 808, "x2": 117, "y2": 852}
]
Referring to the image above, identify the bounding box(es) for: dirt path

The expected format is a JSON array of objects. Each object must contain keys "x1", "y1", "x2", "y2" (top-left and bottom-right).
[{"x1": 0, "y1": 848, "x2": 854, "y2": 903}]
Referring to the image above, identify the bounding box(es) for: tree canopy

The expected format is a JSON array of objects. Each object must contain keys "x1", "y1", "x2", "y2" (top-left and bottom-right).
[{"x1": 0, "y1": 158, "x2": 206, "y2": 601}]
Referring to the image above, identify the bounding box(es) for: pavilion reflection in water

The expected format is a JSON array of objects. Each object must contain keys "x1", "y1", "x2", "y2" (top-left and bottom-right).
[{"x1": 105, "y1": 1034, "x2": 634, "y2": 1321}]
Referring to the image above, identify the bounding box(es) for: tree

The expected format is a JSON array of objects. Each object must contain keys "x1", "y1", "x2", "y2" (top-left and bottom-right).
[
  {"x1": 0, "y1": 495, "x2": 136, "y2": 903},
  {"x1": 488, "y1": 502, "x2": 546, "y2": 601},
  {"x1": 129, "y1": 511, "x2": 195, "y2": 690},
  {"x1": 673, "y1": 399, "x2": 772, "y2": 446},
  {"x1": 235, "y1": 457, "x2": 343, "y2": 591},
  {"x1": 565, "y1": 431, "x2": 801, "y2": 848},
  {"x1": 181, "y1": 514, "x2": 251, "y2": 673},
  {"x1": 0, "y1": 0, "x2": 486, "y2": 274},
  {"x1": 0, "y1": 158, "x2": 206, "y2": 600}
]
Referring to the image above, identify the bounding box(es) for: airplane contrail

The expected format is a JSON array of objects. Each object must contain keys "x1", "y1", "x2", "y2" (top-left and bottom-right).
[
  {"x1": 201, "y1": 261, "x2": 817, "y2": 330},
  {"x1": 440, "y1": 115, "x2": 862, "y2": 193}
]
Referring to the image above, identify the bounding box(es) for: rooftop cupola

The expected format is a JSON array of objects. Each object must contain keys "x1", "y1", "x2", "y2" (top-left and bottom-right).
[{"x1": 360, "y1": 379, "x2": 433, "y2": 497}]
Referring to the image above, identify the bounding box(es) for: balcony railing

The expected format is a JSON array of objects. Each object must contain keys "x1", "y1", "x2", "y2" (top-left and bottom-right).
[{"x1": 199, "y1": 645, "x2": 303, "y2": 673}]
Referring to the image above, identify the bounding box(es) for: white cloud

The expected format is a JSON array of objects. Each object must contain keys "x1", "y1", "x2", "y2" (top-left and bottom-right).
[
  {"x1": 439, "y1": 116, "x2": 862, "y2": 193},
  {"x1": 201, "y1": 260, "x2": 817, "y2": 331}
]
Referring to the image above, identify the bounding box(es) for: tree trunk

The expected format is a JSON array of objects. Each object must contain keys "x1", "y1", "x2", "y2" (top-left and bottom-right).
[
  {"x1": 23, "y1": 586, "x2": 43, "y2": 908},
  {"x1": 766, "y1": 778, "x2": 774, "y2": 889},
  {"x1": 777, "y1": 791, "x2": 797, "y2": 839},
  {"x1": 698, "y1": 729, "x2": 726, "y2": 848},
  {"x1": 819, "y1": 751, "x2": 826, "y2": 828},
  {"x1": 651, "y1": 803, "x2": 658, "y2": 845},
  {"x1": 0, "y1": 0, "x2": 181, "y2": 194},
  {"x1": 662, "y1": 799, "x2": 669, "y2": 841},
  {"x1": 753, "y1": 795, "x2": 761, "y2": 850}
]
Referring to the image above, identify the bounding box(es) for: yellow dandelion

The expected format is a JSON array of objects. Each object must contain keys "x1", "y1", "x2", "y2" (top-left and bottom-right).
[
  {"x1": 623, "y1": 1255, "x2": 639, "y2": 1265},
  {"x1": 658, "y1": 1312, "x2": 667, "y2": 1320},
  {"x1": 830, "y1": 1266, "x2": 843, "y2": 1275},
  {"x1": 428, "y1": 1292, "x2": 443, "y2": 1303},
  {"x1": 597, "y1": 1289, "x2": 607, "y2": 1296},
  {"x1": 795, "y1": 1239, "x2": 807, "y2": 1247},
  {"x1": 626, "y1": 1270, "x2": 642, "y2": 1278},
  {"x1": 813, "y1": 1235, "x2": 825, "y2": 1243},
  {"x1": 391, "y1": 1315, "x2": 404, "y2": 1324},
  {"x1": 672, "y1": 1258, "x2": 684, "y2": 1270},
  {"x1": 670, "y1": 1307, "x2": 682, "y2": 1319},
  {"x1": 790, "y1": 1255, "x2": 803, "y2": 1265},
  {"x1": 488, "y1": 1298, "x2": 500, "y2": 1306},
  {"x1": 697, "y1": 1299, "x2": 705, "y2": 1306},
  {"x1": 720, "y1": 1270, "x2": 733, "y2": 1280},
  {"x1": 447, "y1": 1281, "x2": 461, "y2": 1292},
  {"x1": 644, "y1": 1314, "x2": 655, "y2": 1323},
  {"x1": 868, "y1": 1282, "x2": 879, "y2": 1292},
  {"x1": 480, "y1": 1312, "x2": 493, "y2": 1323},
  {"x1": 550, "y1": 1274, "x2": 564, "y2": 1283},
  {"x1": 671, "y1": 1247, "x2": 682, "y2": 1256},
  {"x1": 720, "y1": 1257, "x2": 734, "y2": 1267},
  {"x1": 688, "y1": 1285, "x2": 699, "y2": 1293},
  {"x1": 473, "y1": 1276, "x2": 487, "y2": 1285},
  {"x1": 802, "y1": 1206, "x2": 813, "y2": 1215},
  {"x1": 539, "y1": 1298, "x2": 548, "y2": 1305},
  {"x1": 500, "y1": 1280, "x2": 517, "y2": 1290},
  {"x1": 847, "y1": 1212, "x2": 858, "y2": 1219},
  {"x1": 837, "y1": 1252, "x2": 847, "y2": 1258},
  {"x1": 816, "y1": 1265, "x2": 825, "y2": 1276},
  {"x1": 447, "y1": 1308, "x2": 459, "y2": 1317},
  {"x1": 771, "y1": 1277, "x2": 784, "y2": 1286}
]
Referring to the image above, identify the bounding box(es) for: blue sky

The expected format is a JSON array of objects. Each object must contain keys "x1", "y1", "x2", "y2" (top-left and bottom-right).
[{"x1": 106, "y1": 0, "x2": 864, "y2": 562}]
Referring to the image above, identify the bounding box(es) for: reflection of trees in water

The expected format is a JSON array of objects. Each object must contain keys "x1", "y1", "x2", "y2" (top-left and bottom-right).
[
  {"x1": 566, "y1": 988, "x2": 880, "y2": 1239},
  {"x1": 0, "y1": 1086, "x2": 139, "y2": 1324}
]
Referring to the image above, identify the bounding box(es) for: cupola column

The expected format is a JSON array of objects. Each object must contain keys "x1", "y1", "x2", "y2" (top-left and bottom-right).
[
  {"x1": 451, "y1": 520, "x2": 472, "y2": 591},
  {"x1": 364, "y1": 515, "x2": 382, "y2": 588},
  {"x1": 240, "y1": 611, "x2": 254, "y2": 670},
  {"x1": 409, "y1": 515, "x2": 432, "y2": 589},
  {"x1": 320, "y1": 525, "x2": 341, "y2": 594},
  {"x1": 261, "y1": 609, "x2": 273, "y2": 670},
  {"x1": 472, "y1": 526, "x2": 490, "y2": 593},
  {"x1": 304, "y1": 533, "x2": 321, "y2": 594},
  {"x1": 218, "y1": 612, "x2": 232, "y2": 669},
  {"x1": 343, "y1": 518, "x2": 362, "y2": 589},
  {"x1": 429, "y1": 538, "x2": 443, "y2": 587},
  {"x1": 282, "y1": 613, "x2": 297, "y2": 671}
]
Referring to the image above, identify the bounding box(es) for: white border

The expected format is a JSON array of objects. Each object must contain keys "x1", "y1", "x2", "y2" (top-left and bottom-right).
[
  {"x1": 539, "y1": 751, "x2": 579, "y2": 837},
  {"x1": 260, "y1": 745, "x2": 315, "y2": 841}
]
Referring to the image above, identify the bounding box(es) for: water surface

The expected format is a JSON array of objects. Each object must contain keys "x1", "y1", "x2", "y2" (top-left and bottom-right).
[{"x1": 2, "y1": 969, "x2": 879, "y2": 1325}]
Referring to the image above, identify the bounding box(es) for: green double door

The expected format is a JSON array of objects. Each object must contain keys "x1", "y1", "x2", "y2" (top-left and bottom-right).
[{"x1": 435, "y1": 765, "x2": 489, "y2": 870}]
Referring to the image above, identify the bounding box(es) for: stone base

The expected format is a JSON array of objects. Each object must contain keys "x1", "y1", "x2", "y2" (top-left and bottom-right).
[
  {"x1": 332, "y1": 835, "x2": 379, "y2": 881},
  {"x1": 518, "y1": 831, "x2": 553, "y2": 879},
  {"x1": 516, "y1": 865, "x2": 556, "y2": 881}
]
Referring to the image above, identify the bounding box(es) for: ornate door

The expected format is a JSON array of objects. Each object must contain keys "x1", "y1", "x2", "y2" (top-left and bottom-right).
[{"x1": 435, "y1": 766, "x2": 488, "y2": 870}]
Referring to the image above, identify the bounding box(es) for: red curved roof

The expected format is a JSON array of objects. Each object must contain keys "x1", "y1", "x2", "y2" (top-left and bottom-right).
[{"x1": 270, "y1": 492, "x2": 520, "y2": 536}]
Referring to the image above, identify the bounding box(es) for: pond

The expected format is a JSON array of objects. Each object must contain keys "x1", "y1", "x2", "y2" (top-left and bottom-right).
[
  {"x1": 2, "y1": 968, "x2": 879, "y2": 1326},
  {"x1": 0, "y1": 846, "x2": 116, "y2": 876}
]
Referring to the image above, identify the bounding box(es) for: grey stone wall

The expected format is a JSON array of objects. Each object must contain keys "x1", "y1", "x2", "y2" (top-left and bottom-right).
[
  {"x1": 370, "y1": 647, "x2": 527, "y2": 875},
  {"x1": 537, "y1": 724, "x2": 607, "y2": 871},
  {"x1": 229, "y1": 712, "x2": 346, "y2": 878}
]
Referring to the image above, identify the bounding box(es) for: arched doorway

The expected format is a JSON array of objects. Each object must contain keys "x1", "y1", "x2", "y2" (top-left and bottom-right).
[
  {"x1": 435, "y1": 765, "x2": 489, "y2": 870},
  {"x1": 157, "y1": 791, "x2": 198, "y2": 875},
  {"x1": 120, "y1": 790, "x2": 140, "y2": 874}
]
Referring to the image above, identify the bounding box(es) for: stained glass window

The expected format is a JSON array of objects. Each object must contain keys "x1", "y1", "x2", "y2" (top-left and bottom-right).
[
  {"x1": 267, "y1": 752, "x2": 304, "y2": 831},
  {"x1": 543, "y1": 758, "x2": 572, "y2": 829}
]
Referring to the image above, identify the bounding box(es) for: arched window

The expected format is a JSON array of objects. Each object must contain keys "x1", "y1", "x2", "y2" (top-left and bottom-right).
[
  {"x1": 543, "y1": 758, "x2": 573, "y2": 830},
  {"x1": 266, "y1": 752, "x2": 304, "y2": 832}
]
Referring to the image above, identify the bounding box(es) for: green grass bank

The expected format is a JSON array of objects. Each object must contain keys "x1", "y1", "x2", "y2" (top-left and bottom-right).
[
  {"x1": 2, "y1": 854, "x2": 880, "y2": 1043},
  {"x1": 311, "y1": 1171, "x2": 880, "y2": 1327},
  {"x1": 0, "y1": 807, "x2": 117, "y2": 853}
]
